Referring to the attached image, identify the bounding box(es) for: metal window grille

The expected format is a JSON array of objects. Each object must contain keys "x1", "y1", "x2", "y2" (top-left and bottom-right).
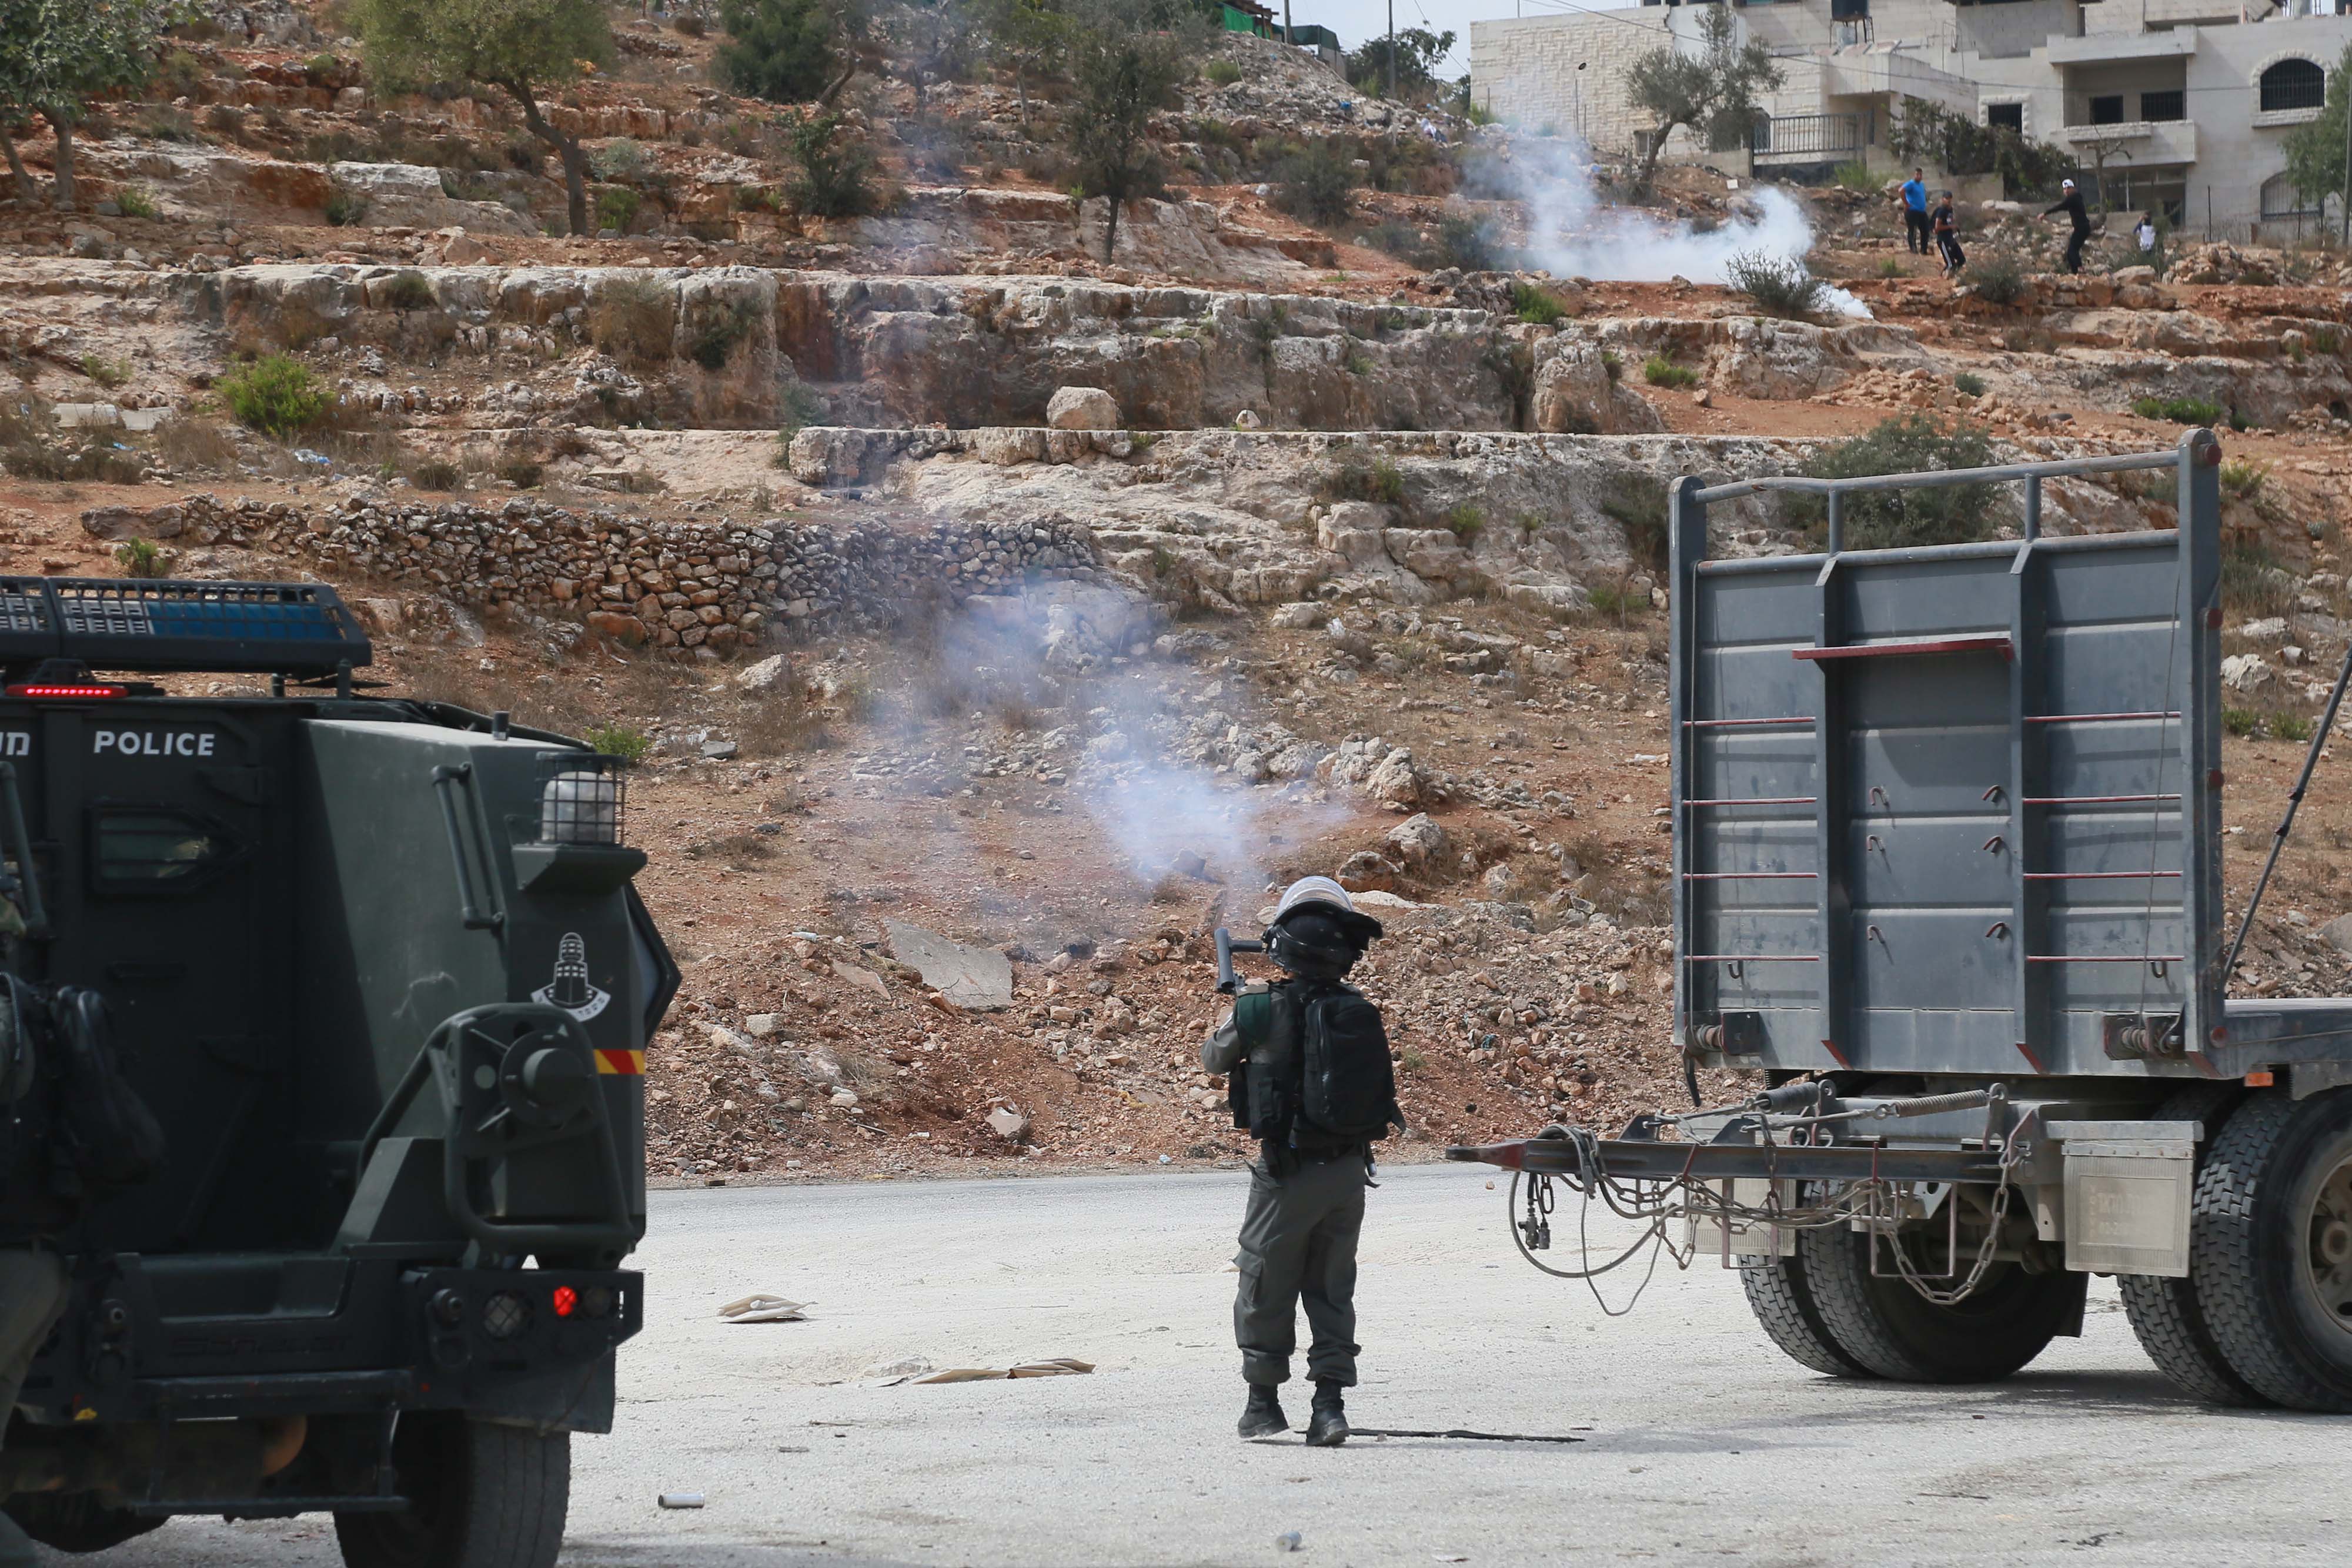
[
  {"x1": 2261, "y1": 58, "x2": 2326, "y2": 112},
  {"x1": 2140, "y1": 89, "x2": 2184, "y2": 121}
]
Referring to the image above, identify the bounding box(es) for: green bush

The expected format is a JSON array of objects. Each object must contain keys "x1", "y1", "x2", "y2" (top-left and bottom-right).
[
  {"x1": 1723, "y1": 250, "x2": 1829, "y2": 319},
  {"x1": 1953, "y1": 371, "x2": 1986, "y2": 397},
  {"x1": 714, "y1": 0, "x2": 841, "y2": 103},
  {"x1": 80, "y1": 354, "x2": 130, "y2": 390},
  {"x1": 1437, "y1": 215, "x2": 1504, "y2": 272},
  {"x1": 2221, "y1": 537, "x2": 2296, "y2": 618},
  {"x1": 114, "y1": 538, "x2": 167, "y2": 580},
  {"x1": 2219, "y1": 458, "x2": 2268, "y2": 499},
  {"x1": 1879, "y1": 256, "x2": 1904, "y2": 279},
  {"x1": 592, "y1": 138, "x2": 649, "y2": 182},
  {"x1": 117, "y1": 185, "x2": 160, "y2": 219},
  {"x1": 784, "y1": 111, "x2": 874, "y2": 219},
  {"x1": 2132, "y1": 396, "x2": 2224, "y2": 426},
  {"x1": 589, "y1": 274, "x2": 675, "y2": 366},
  {"x1": 684, "y1": 299, "x2": 760, "y2": 372},
  {"x1": 1270, "y1": 141, "x2": 1358, "y2": 228},
  {"x1": 1963, "y1": 253, "x2": 2027, "y2": 306},
  {"x1": 1643, "y1": 356, "x2": 1698, "y2": 389},
  {"x1": 383, "y1": 270, "x2": 437, "y2": 310},
  {"x1": 1585, "y1": 580, "x2": 1637, "y2": 617},
  {"x1": 596, "y1": 186, "x2": 642, "y2": 233},
  {"x1": 323, "y1": 190, "x2": 365, "y2": 226},
  {"x1": 2223, "y1": 707, "x2": 2260, "y2": 738},
  {"x1": 1319, "y1": 452, "x2": 1405, "y2": 506},
  {"x1": 1204, "y1": 59, "x2": 1242, "y2": 86},
  {"x1": 216, "y1": 356, "x2": 332, "y2": 437},
  {"x1": 1602, "y1": 474, "x2": 1670, "y2": 575},
  {"x1": 409, "y1": 460, "x2": 462, "y2": 490},
  {"x1": 1441, "y1": 503, "x2": 1484, "y2": 541},
  {"x1": 1789, "y1": 414, "x2": 1998, "y2": 551},
  {"x1": 1833, "y1": 161, "x2": 1876, "y2": 193},
  {"x1": 499, "y1": 460, "x2": 543, "y2": 489},
  {"x1": 1511, "y1": 282, "x2": 1569, "y2": 326},
  {"x1": 2276, "y1": 713, "x2": 2315, "y2": 743},
  {"x1": 587, "y1": 723, "x2": 654, "y2": 766}
]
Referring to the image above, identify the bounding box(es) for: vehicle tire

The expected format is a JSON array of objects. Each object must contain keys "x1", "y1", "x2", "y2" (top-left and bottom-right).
[
  {"x1": 2117, "y1": 1084, "x2": 2267, "y2": 1406},
  {"x1": 4, "y1": 1493, "x2": 165, "y2": 1552},
  {"x1": 1798, "y1": 1215, "x2": 2083, "y2": 1382},
  {"x1": 334, "y1": 1415, "x2": 570, "y2": 1568},
  {"x1": 2188, "y1": 1089, "x2": 2352, "y2": 1412},
  {"x1": 1740, "y1": 1248, "x2": 1872, "y2": 1377}
]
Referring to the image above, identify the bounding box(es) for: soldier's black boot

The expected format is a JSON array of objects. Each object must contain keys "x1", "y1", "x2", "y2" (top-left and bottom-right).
[
  {"x1": 1238, "y1": 1384, "x2": 1288, "y2": 1439},
  {"x1": 1304, "y1": 1381, "x2": 1348, "y2": 1447}
]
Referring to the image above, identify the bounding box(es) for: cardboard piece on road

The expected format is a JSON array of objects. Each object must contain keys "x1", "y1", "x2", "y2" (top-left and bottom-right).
[
  {"x1": 883, "y1": 921, "x2": 1015, "y2": 1011},
  {"x1": 718, "y1": 1293, "x2": 809, "y2": 1325},
  {"x1": 912, "y1": 1358, "x2": 1094, "y2": 1384}
]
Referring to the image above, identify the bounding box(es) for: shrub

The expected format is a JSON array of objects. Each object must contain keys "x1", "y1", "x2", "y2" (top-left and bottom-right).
[
  {"x1": 2220, "y1": 458, "x2": 2269, "y2": 499},
  {"x1": 1953, "y1": 371, "x2": 1986, "y2": 397},
  {"x1": 715, "y1": 0, "x2": 841, "y2": 103},
  {"x1": 1204, "y1": 59, "x2": 1242, "y2": 86},
  {"x1": 382, "y1": 270, "x2": 436, "y2": 310},
  {"x1": 787, "y1": 111, "x2": 874, "y2": 219},
  {"x1": 499, "y1": 460, "x2": 543, "y2": 488},
  {"x1": 596, "y1": 186, "x2": 642, "y2": 233},
  {"x1": 216, "y1": 355, "x2": 332, "y2": 437},
  {"x1": 1319, "y1": 452, "x2": 1405, "y2": 506},
  {"x1": 1789, "y1": 414, "x2": 1998, "y2": 550},
  {"x1": 1586, "y1": 580, "x2": 1636, "y2": 617},
  {"x1": 589, "y1": 275, "x2": 674, "y2": 366},
  {"x1": 0, "y1": 399, "x2": 146, "y2": 483},
  {"x1": 323, "y1": 190, "x2": 365, "y2": 226},
  {"x1": 1270, "y1": 141, "x2": 1357, "y2": 228},
  {"x1": 2132, "y1": 396, "x2": 2224, "y2": 426},
  {"x1": 586, "y1": 723, "x2": 654, "y2": 766},
  {"x1": 1723, "y1": 250, "x2": 1829, "y2": 319},
  {"x1": 1602, "y1": 474, "x2": 1670, "y2": 575},
  {"x1": 2220, "y1": 537, "x2": 2296, "y2": 618},
  {"x1": 1963, "y1": 253, "x2": 2027, "y2": 306},
  {"x1": 684, "y1": 299, "x2": 760, "y2": 372},
  {"x1": 1879, "y1": 256, "x2": 1903, "y2": 279},
  {"x1": 780, "y1": 377, "x2": 828, "y2": 439},
  {"x1": 1357, "y1": 218, "x2": 1425, "y2": 263},
  {"x1": 2276, "y1": 713, "x2": 2315, "y2": 743},
  {"x1": 409, "y1": 460, "x2": 462, "y2": 490},
  {"x1": 1511, "y1": 282, "x2": 1569, "y2": 326},
  {"x1": 1601, "y1": 350, "x2": 1622, "y2": 382},
  {"x1": 116, "y1": 185, "x2": 161, "y2": 219},
  {"x1": 1833, "y1": 160, "x2": 1876, "y2": 193},
  {"x1": 1442, "y1": 503, "x2": 1484, "y2": 541},
  {"x1": 1437, "y1": 215, "x2": 1504, "y2": 272},
  {"x1": 2223, "y1": 707, "x2": 2260, "y2": 738},
  {"x1": 80, "y1": 355, "x2": 130, "y2": 390},
  {"x1": 115, "y1": 539, "x2": 167, "y2": 580},
  {"x1": 592, "y1": 139, "x2": 649, "y2": 182},
  {"x1": 1344, "y1": 347, "x2": 1374, "y2": 376},
  {"x1": 1642, "y1": 356, "x2": 1697, "y2": 389},
  {"x1": 673, "y1": 9, "x2": 707, "y2": 36}
]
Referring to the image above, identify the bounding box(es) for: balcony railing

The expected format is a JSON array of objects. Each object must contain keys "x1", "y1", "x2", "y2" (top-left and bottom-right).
[
  {"x1": 2057, "y1": 118, "x2": 2197, "y2": 165},
  {"x1": 1749, "y1": 111, "x2": 1866, "y2": 166}
]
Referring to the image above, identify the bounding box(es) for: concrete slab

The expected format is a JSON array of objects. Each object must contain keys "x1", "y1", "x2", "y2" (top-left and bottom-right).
[{"x1": 884, "y1": 920, "x2": 1015, "y2": 1011}]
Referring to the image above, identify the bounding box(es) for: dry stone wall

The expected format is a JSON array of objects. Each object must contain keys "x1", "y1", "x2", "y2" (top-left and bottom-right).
[{"x1": 82, "y1": 494, "x2": 1102, "y2": 651}]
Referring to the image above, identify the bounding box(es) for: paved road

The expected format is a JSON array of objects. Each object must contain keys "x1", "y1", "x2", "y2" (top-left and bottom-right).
[{"x1": 61, "y1": 1165, "x2": 2352, "y2": 1567}]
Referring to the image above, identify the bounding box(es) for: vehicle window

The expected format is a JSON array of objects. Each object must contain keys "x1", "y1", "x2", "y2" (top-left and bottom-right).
[{"x1": 93, "y1": 811, "x2": 229, "y2": 886}]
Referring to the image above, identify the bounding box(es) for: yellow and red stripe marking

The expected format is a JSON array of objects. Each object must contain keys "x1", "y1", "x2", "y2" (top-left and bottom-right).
[{"x1": 596, "y1": 1049, "x2": 646, "y2": 1076}]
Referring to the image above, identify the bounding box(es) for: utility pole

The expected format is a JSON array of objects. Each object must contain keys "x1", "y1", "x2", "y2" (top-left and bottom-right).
[
  {"x1": 1282, "y1": 0, "x2": 1291, "y2": 45},
  {"x1": 1387, "y1": 0, "x2": 1396, "y2": 99}
]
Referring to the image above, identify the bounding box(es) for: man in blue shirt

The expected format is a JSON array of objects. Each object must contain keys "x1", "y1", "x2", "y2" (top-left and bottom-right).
[{"x1": 1896, "y1": 168, "x2": 1929, "y2": 255}]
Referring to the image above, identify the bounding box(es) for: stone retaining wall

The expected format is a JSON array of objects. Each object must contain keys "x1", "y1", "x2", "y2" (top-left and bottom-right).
[{"x1": 82, "y1": 494, "x2": 1103, "y2": 651}]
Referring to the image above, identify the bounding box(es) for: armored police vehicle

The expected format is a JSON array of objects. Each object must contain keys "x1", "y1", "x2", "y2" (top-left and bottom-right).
[
  {"x1": 0, "y1": 577, "x2": 675, "y2": 1565},
  {"x1": 1455, "y1": 432, "x2": 2352, "y2": 1412}
]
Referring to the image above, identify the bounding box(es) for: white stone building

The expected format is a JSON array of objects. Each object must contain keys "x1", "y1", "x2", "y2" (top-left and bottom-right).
[{"x1": 1469, "y1": 0, "x2": 2352, "y2": 238}]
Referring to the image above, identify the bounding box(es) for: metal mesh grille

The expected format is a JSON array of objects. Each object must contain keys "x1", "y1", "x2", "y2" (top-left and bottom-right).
[
  {"x1": 534, "y1": 754, "x2": 627, "y2": 847},
  {"x1": 0, "y1": 589, "x2": 50, "y2": 636},
  {"x1": 52, "y1": 581, "x2": 343, "y2": 643}
]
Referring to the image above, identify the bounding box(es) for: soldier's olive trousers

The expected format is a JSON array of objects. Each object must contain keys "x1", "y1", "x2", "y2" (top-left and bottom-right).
[
  {"x1": 1233, "y1": 1150, "x2": 1367, "y2": 1388},
  {"x1": 0, "y1": 1249, "x2": 70, "y2": 1568}
]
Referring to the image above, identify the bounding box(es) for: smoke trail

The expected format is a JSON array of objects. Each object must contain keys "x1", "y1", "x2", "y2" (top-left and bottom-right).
[{"x1": 1469, "y1": 138, "x2": 1872, "y2": 319}]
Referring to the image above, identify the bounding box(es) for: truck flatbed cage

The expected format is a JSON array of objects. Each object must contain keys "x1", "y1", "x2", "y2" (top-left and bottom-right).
[{"x1": 0, "y1": 578, "x2": 372, "y2": 680}]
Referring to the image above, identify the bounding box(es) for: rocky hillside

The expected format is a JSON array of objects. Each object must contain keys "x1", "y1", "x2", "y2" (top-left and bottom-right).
[{"x1": 7, "y1": 0, "x2": 2352, "y2": 1185}]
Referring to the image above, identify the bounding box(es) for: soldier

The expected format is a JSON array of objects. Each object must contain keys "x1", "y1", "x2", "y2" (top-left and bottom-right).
[{"x1": 1204, "y1": 877, "x2": 1399, "y2": 1447}]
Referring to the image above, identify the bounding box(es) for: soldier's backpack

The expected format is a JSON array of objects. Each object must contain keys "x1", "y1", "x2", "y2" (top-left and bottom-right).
[{"x1": 1227, "y1": 979, "x2": 1401, "y2": 1147}]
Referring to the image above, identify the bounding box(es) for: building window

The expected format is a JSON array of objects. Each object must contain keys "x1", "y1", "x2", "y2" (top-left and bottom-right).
[
  {"x1": 2261, "y1": 58, "x2": 2327, "y2": 112},
  {"x1": 2140, "y1": 89, "x2": 2184, "y2": 121},
  {"x1": 1986, "y1": 103, "x2": 2023, "y2": 132},
  {"x1": 2089, "y1": 94, "x2": 2126, "y2": 124},
  {"x1": 2261, "y1": 170, "x2": 2323, "y2": 218}
]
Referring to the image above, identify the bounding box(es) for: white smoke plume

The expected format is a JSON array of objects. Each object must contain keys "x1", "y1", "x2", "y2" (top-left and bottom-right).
[{"x1": 1470, "y1": 137, "x2": 1871, "y2": 319}]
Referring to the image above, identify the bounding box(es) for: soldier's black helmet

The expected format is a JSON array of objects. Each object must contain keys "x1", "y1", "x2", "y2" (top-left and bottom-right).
[{"x1": 1264, "y1": 876, "x2": 1383, "y2": 978}]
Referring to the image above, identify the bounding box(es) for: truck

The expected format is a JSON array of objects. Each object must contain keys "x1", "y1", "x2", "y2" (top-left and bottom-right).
[
  {"x1": 0, "y1": 577, "x2": 676, "y2": 1566},
  {"x1": 1449, "y1": 429, "x2": 2352, "y2": 1412}
]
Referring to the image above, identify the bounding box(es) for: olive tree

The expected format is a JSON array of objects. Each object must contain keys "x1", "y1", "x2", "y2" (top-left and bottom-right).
[
  {"x1": 1625, "y1": 4, "x2": 1780, "y2": 192},
  {"x1": 0, "y1": 0, "x2": 179, "y2": 210},
  {"x1": 352, "y1": 0, "x2": 613, "y2": 236},
  {"x1": 1061, "y1": 0, "x2": 1192, "y2": 263}
]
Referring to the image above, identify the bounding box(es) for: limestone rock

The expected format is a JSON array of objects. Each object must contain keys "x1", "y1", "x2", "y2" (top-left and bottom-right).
[
  {"x1": 1385, "y1": 812, "x2": 1449, "y2": 869},
  {"x1": 1271, "y1": 601, "x2": 1327, "y2": 629},
  {"x1": 2222, "y1": 653, "x2": 2274, "y2": 692},
  {"x1": 1047, "y1": 386, "x2": 1122, "y2": 430},
  {"x1": 327, "y1": 162, "x2": 536, "y2": 235}
]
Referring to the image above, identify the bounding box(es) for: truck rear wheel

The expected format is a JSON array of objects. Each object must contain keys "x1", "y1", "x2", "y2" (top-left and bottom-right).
[
  {"x1": 1740, "y1": 1249, "x2": 1872, "y2": 1377},
  {"x1": 2187, "y1": 1089, "x2": 2352, "y2": 1412},
  {"x1": 2119, "y1": 1084, "x2": 2266, "y2": 1406},
  {"x1": 1798, "y1": 1221, "x2": 2082, "y2": 1382},
  {"x1": 335, "y1": 1415, "x2": 569, "y2": 1568}
]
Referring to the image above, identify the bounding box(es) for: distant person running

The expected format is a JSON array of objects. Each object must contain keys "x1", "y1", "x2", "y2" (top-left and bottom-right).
[
  {"x1": 2136, "y1": 213, "x2": 2158, "y2": 255},
  {"x1": 1895, "y1": 168, "x2": 1930, "y2": 256},
  {"x1": 1932, "y1": 193, "x2": 1966, "y2": 276},
  {"x1": 2046, "y1": 179, "x2": 2091, "y2": 274}
]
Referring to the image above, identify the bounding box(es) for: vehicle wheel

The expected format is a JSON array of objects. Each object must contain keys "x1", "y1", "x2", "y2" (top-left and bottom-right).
[
  {"x1": 1798, "y1": 1215, "x2": 2083, "y2": 1382},
  {"x1": 2188, "y1": 1089, "x2": 2352, "y2": 1412},
  {"x1": 335, "y1": 1415, "x2": 569, "y2": 1568},
  {"x1": 2118, "y1": 1084, "x2": 2267, "y2": 1406},
  {"x1": 4, "y1": 1493, "x2": 165, "y2": 1552},
  {"x1": 1740, "y1": 1246, "x2": 1872, "y2": 1377}
]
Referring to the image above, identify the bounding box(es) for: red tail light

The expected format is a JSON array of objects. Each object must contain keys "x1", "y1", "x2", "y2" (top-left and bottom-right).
[
  {"x1": 7, "y1": 684, "x2": 124, "y2": 698},
  {"x1": 552, "y1": 1285, "x2": 578, "y2": 1319}
]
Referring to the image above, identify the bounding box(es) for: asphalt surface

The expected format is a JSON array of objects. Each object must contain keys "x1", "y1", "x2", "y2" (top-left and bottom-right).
[{"x1": 58, "y1": 1164, "x2": 2352, "y2": 1567}]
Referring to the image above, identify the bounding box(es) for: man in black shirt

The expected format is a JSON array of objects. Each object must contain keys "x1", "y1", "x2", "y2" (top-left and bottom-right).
[{"x1": 2046, "y1": 178, "x2": 2091, "y2": 274}]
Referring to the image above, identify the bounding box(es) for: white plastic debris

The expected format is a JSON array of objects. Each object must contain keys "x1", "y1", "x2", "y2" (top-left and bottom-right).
[{"x1": 657, "y1": 1493, "x2": 705, "y2": 1510}]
